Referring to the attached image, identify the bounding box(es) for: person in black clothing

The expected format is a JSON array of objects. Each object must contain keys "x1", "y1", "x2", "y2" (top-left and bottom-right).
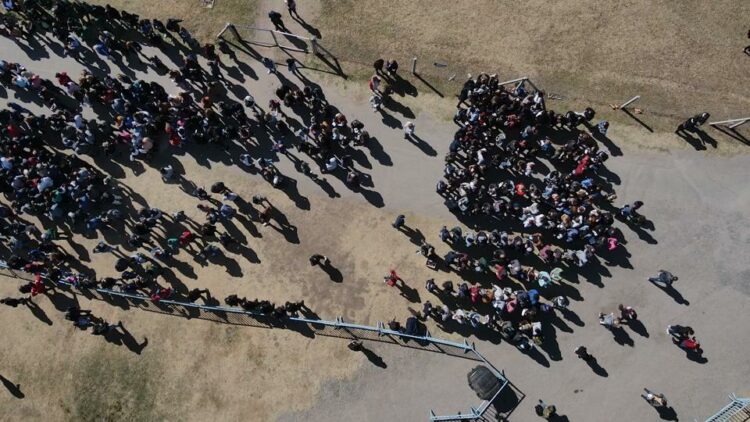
[
  {"x1": 309, "y1": 254, "x2": 330, "y2": 266},
  {"x1": 347, "y1": 340, "x2": 363, "y2": 351},
  {"x1": 574, "y1": 345, "x2": 594, "y2": 361},
  {"x1": 65, "y1": 306, "x2": 91, "y2": 321},
  {"x1": 675, "y1": 112, "x2": 710, "y2": 135},
  {"x1": 385, "y1": 59, "x2": 399, "y2": 75},
  {"x1": 165, "y1": 18, "x2": 182, "y2": 32},
  {"x1": 268, "y1": 11, "x2": 286, "y2": 31},
  {"x1": 373, "y1": 58, "x2": 385, "y2": 75},
  {"x1": 92, "y1": 320, "x2": 122, "y2": 335},
  {"x1": 187, "y1": 288, "x2": 210, "y2": 303}
]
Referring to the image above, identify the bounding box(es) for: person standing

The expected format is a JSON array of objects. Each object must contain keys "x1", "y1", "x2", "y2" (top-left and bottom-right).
[
  {"x1": 187, "y1": 288, "x2": 210, "y2": 303},
  {"x1": 369, "y1": 94, "x2": 382, "y2": 111},
  {"x1": 649, "y1": 270, "x2": 678, "y2": 286},
  {"x1": 347, "y1": 340, "x2": 363, "y2": 351},
  {"x1": 309, "y1": 254, "x2": 330, "y2": 266},
  {"x1": 597, "y1": 120, "x2": 609, "y2": 137},
  {"x1": 618, "y1": 304, "x2": 638, "y2": 321},
  {"x1": 422, "y1": 301, "x2": 433, "y2": 319},
  {"x1": 368, "y1": 75, "x2": 381, "y2": 94},
  {"x1": 286, "y1": 58, "x2": 298, "y2": 74},
  {"x1": 425, "y1": 278, "x2": 438, "y2": 294},
  {"x1": 262, "y1": 57, "x2": 277, "y2": 74},
  {"x1": 286, "y1": 0, "x2": 299, "y2": 18},
  {"x1": 534, "y1": 400, "x2": 557, "y2": 419},
  {"x1": 373, "y1": 58, "x2": 385, "y2": 75},
  {"x1": 574, "y1": 345, "x2": 594, "y2": 361},
  {"x1": 392, "y1": 214, "x2": 405, "y2": 229},
  {"x1": 386, "y1": 59, "x2": 399, "y2": 75},
  {"x1": 404, "y1": 121, "x2": 415, "y2": 139},
  {"x1": 268, "y1": 10, "x2": 285, "y2": 31},
  {"x1": 642, "y1": 388, "x2": 667, "y2": 407},
  {"x1": 383, "y1": 270, "x2": 401, "y2": 287}
]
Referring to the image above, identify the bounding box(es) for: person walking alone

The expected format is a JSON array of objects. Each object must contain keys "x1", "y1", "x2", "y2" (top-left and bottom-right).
[
  {"x1": 309, "y1": 254, "x2": 330, "y2": 266},
  {"x1": 286, "y1": 0, "x2": 300, "y2": 19},
  {"x1": 404, "y1": 121, "x2": 415, "y2": 140},
  {"x1": 649, "y1": 270, "x2": 678, "y2": 286},
  {"x1": 392, "y1": 214, "x2": 405, "y2": 230}
]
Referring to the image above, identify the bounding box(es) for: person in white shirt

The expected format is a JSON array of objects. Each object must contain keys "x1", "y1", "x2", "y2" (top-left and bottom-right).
[{"x1": 404, "y1": 121, "x2": 415, "y2": 139}]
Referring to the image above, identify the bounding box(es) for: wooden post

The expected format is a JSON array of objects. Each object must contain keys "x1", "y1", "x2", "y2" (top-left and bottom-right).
[{"x1": 411, "y1": 57, "x2": 417, "y2": 75}]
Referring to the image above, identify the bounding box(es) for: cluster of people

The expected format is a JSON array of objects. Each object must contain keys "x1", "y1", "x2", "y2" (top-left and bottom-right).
[
  {"x1": 0, "y1": 1, "x2": 338, "y2": 337},
  {"x1": 65, "y1": 305, "x2": 122, "y2": 335},
  {"x1": 666, "y1": 324, "x2": 702, "y2": 355},
  {"x1": 367, "y1": 58, "x2": 400, "y2": 111},
  {"x1": 398, "y1": 73, "x2": 639, "y2": 349},
  {"x1": 224, "y1": 294, "x2": 309, "y2": 319},
  {"x1": 378, "y1": 72, "x2": 690, "y2": 367},
  {"x1": 422, "y1": 278, "x2": 560, "y2": 349}
]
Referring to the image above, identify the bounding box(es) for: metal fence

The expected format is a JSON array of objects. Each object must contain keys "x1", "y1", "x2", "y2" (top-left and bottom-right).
[
  {"x1": 217, "y1": 22, "x2": 313, "y2": 54},
  {"x1": 704, "y1": 394, "x2": 750, "y2": 422},
  {"x1": 0, "y1": 263, "x2": 514, "y2": 421}
]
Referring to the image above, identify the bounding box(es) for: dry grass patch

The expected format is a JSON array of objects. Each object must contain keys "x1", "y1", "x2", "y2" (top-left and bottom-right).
[
  {"x1": 315, "y1": 0, "x2": 749, "y2": 128},
  {"x1": 87, "y1": 0, "x2": 257, "y2": 43}
]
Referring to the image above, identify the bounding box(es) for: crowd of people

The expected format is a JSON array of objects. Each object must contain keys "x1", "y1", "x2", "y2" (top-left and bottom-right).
[
  {"x1": 0, "y1": 2, "x2": 705, "y2": 419},
  {"x1": 379, "y1": 73, "x2": 631, "y2": 351},
  {"x1": 0, "y1": 1, "x2": 371, "y2": 335},
  {"x1": 381, "y1": 73, "x2": 699, "y2": 365}
]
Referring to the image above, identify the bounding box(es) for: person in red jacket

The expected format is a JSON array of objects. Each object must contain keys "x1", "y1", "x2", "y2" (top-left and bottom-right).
[
  {"x1": 383, "y1": 270, "x2": 401, "y2": 287},
  {"x1": 30, "y1": 273, "x2": 45, "y2": 297},
  {"x1": 179, "y1": 230, "x2": 194, "y2": 246},
  {"x1": 55, "y1": 72, "x2": 71, "y2": 86}
]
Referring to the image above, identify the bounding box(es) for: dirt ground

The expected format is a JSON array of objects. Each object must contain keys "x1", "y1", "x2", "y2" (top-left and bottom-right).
[
  {"x1": 87, "y1": 0, "x2": 259, "y2": 42},
  {"x1": 313, "y1": 0, "x2": 750, "y2": 131},
  {"x1": 1, "y1": 1, "x2": 750, "y2": 422}
]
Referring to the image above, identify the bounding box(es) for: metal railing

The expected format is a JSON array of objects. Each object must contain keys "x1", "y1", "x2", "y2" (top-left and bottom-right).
[
  {"x1": 0, "y1": 263, "x2": 513, "y2": 421},
  {"x1": 217, "y1": 23, "x2": 312, "y2": 54},
  {"x1": 704, "y1": 394, "x2": 750, "y2": 422},
  {"x1": 708, "y1": 117, "x2": 750, "y2": 130}
]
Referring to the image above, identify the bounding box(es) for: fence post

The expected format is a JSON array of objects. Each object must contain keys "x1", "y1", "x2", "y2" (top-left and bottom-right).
[
  {"x1": 311, "y1": 37, "x2": 320, "y2": 56},
  {"x1": 216, "y1": 22, "x2": 231, "y2": 39},
  {"x1": 411, "y1": 57, "x2": 417, "y2": 75},
  {"x1": 618, "y1": 95, "x2": 641, "y2": 110},
  {"x1": 708, "y1": 117, "x2": 750, "y2": 129},
  {"x1": 269, "y1": 30, "x2": 279, "y2": 49},
  {"x1": 729, "y1": 119, "x2": 749, "y2": 129}
]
